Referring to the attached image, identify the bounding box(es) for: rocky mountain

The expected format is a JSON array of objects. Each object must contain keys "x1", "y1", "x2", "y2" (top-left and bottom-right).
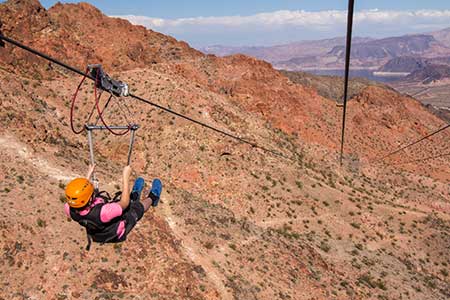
[
  {"x1": 279, "y1": 33, "x2": 450, "y2": 71},
  {"x1": 0, "y1": 1, "x2": 449, "y2": 300},
  {"x1": 431, "y1": 56, "x2": 450, "y2": 66},
  {"x1": 405, "y1": 64, "x2": 450, "y2": 84},
  {"x1": 377, "y1": 55, "x2": 450, "y2": 112},
  {"x1": 279, "y1": 70, "x2": 389, "y2": 103},
  {"x1": 431, "y1": 27, "x2": 450, "y2": 48},
  {"x1": 329, "y1": 35, "x2": 439, "y2": 61},
  {"x1": 201, "y1": 37, "x2": 373, "y2": 64},
  {"x1": 0, "y1": 0, "x2": 201, "y2": 78},
  {"x1": 377, "y1": 56, "x2": 428, "y2": 73},
  {"x1": 201, "y1": 32, "x2": 450, "y2": 71},
  {"x1": 202, "y1": 30, "x2": 450, "y2": 113},
  {"x1": 281, "y1": 69, "x2": 450, "y2": 124}
]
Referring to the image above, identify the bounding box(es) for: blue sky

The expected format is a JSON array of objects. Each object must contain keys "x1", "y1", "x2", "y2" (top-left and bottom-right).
[
  {"x1": 39, "y1": 0, "x2": 450, "y2": 18},
  {"x1": 17, "y1": 1, "x2": 450, "y2": 46}
]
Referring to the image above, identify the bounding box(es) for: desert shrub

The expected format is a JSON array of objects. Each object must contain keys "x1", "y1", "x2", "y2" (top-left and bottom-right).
[
  {"x1": 351, "y1": 222, "x2": 361, "y2": 229},
  {"x1": 16, "y1": 175, "x2": 24, "y2": 184},
  {"x1": 319, "y1": 241, "x2": 331, "y2": 252},
  {"x1": 37, "y1": 218, "x2": 47, "y2": 228}
]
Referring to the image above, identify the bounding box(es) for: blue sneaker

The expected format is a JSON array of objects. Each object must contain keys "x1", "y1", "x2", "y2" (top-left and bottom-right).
[
  {"x1": 149, "y1": 179, "x2": 162, "y2": 207},
  {"x1": 130, "y1": 177, "x2": 145, "y2": 202}
]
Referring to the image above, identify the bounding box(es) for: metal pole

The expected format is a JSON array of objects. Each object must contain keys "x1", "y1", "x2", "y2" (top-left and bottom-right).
[
  {"x1": 339, "y1": 0, "x2": 355, "y2": 166},
  {"x1": 86, "y1": 128, "x2": 98, "y2": 189},
  {"x1": 127, "y1": 129, "x2": 137, "y2": 166},
  {"x1": 85, "y1": 125, "x2": 134, "y2": 130},
  {"x1": 87, "y1": 128, "x2": 96, "y2": 166}
]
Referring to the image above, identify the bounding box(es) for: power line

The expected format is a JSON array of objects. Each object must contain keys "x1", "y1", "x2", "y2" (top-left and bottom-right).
[
  {"x1": 0, "y1": 34, "x2": 292, "y2": 161},
  {"x1": 374, "y1": 123, "x2": 450, "y2": 163},
  {"x1": 339, "y1": 0, "x2": 355, "y2": 166}
]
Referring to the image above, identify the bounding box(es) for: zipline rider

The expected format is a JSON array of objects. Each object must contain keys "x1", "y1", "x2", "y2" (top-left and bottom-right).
[{"x1": 64, "y1": 164, "x2": 162, "y2": 250}]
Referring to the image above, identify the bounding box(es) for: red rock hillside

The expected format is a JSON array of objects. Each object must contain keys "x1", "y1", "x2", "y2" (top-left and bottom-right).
[{"x1": 0, "y1": 1, "x2": 449, "y2": 300}]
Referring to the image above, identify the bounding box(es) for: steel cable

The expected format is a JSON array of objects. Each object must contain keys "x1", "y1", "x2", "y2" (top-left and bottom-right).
[
  {"x1": 374, "y1": 124, "x2": 450, "y2": 163},
  {"x1": 0, "y1": 34, "x2": 291, "y2": 161}
]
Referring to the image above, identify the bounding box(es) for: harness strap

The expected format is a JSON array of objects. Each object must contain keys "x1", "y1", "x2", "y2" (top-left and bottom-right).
[
  {"x1": 86, "y1": 233, "x2": 93, "y2": 251},
  {"x1": 86, "y1": 227, "x2": 121, "y2": 250},
  {"x1": 112, "y1": 191, "x2": 122, "y2": 202}
]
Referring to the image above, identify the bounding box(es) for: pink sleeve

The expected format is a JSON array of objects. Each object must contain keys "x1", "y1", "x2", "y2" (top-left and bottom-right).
[
  {"x1": 100, "y1": 203, "x2": 123, "y2": 223},
  {"x1": 64, "y1": 203, "x2": 70, "y2": 217}
]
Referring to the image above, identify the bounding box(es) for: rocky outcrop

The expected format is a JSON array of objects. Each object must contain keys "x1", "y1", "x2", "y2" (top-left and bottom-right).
[
  {"x1": 0, "y1": 0, "x2": 202, "y2": 78},
  {"x1": 378, "y1": 56, "x2": 428, "y2": 73},
  {"x1": 405, "y1": 64, "x2": 450, "y2": 84},
  {"x1": 329, "y1": 35, "x2": 438, "y2": 60}
]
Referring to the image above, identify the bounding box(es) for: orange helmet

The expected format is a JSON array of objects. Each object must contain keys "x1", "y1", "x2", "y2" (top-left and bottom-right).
[{"x1": 65, "y1": 178, "x2": 94, "y2": 208}]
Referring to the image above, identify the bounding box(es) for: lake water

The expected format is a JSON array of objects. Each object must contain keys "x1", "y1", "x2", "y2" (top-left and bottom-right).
[{"x1": 308, "y1": 69, "x2": 404, "y2": 83}]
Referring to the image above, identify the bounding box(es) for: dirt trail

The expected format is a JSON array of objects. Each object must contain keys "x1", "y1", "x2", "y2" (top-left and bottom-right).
[
  {"x1": 0, "y1": 134, "x2": 79, "y2": 181},
  {"x1": 158, "y1": 195, "x2": 233, "y2": 300}
]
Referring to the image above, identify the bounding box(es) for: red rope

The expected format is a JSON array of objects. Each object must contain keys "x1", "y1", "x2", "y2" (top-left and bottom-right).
[
  {"x1": 93, "y1": 71, "x2": 130, "y2": 136},
  {"x1": 70, "y1": 67, "x2": 89, "y2": 134}
]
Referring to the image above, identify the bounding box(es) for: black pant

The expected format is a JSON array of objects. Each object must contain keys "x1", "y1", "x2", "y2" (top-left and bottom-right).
[{"x1": 117, "y1": 201, "x2": 145, "y2": 242}]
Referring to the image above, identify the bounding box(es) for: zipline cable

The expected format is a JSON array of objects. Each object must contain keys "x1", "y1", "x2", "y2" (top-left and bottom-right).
[
  {"x1": 374, "y1": 123, "x2": 450, "y2": 163},
  {"x1": 339, "y1": 0, "x2": 355, "y2": 166},
  {"x1": 129, "y1": 92, "x2": 286, "y2": 158},
  {"x1": 0, "y1": 34, "x2": 93, "y2": 79},
  {"x1": 390, "y1": 151, "x2": 450, "y2": 166},
  {"x1": 0, "y1": 34, "x2": 291, "y2": 160}
]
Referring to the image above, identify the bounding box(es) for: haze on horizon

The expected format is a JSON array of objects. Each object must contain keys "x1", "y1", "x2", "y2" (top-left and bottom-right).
[{"x1": 32, "y1": 0, "x2": 450, "y2": 47}]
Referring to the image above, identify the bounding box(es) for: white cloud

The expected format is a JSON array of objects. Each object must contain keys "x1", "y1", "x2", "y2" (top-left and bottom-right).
[
  {"x1": 113, "y1": 9, "x2": 450, "y2": 46},
  {"x1": 117, "y1": 10, "x2": 348, "y2": 28}
]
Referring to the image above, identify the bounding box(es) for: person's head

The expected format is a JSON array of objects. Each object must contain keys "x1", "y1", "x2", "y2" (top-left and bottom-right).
[{"x1": 65, "y1": 178, "x2": 94, "y2": 209}]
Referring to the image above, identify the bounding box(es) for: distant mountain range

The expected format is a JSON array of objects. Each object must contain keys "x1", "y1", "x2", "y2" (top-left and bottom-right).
[
  {"x1": 201, "y1": 37, "x2": 374, "y2": 63},
  {"x1": 200, "y1": 27, "x2": 450, "y2": 74},
  {"x1": 431, "y1": 27, "x2": 450, "y2": 48},
  {"x1": 201, "y1": 27, "x2": 450, "y2": 110}
]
